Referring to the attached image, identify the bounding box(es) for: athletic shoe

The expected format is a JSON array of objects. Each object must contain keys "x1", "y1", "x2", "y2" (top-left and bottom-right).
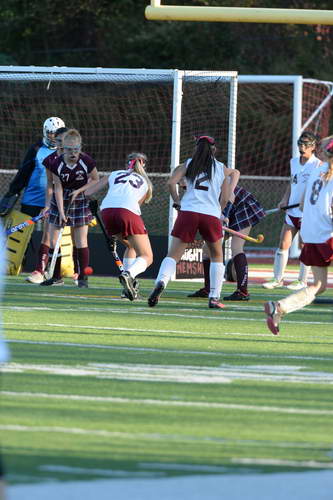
[
  {"x1": 223, "y1": 290, "x2": 250, "y2": 301},
  {"x1": 187, "y1": 287, "x2": 209, "y2": 298},
  {"x1": 264, "y1": 301, "x2": 282, "y2": 335},
  {"x1": 121, "y1": 279, "x2": 140, "y2": 299},
  {"x1": 148, "y1": 281, "x2": 165, "y2": 307},
  {"x1": 78, "y1": 277, "x2": 88, "y2": 288},
  {"x1": 25, "y1": 270, "x2": 45, "y2": 284},
  {"x1": 119, "y1": 271, "x2": 137, "y2": 301},
  {"x1": 262, "y1": 279, "x2": 284, "y2": 289},
  {"x1": 208, "y1": 297, "x2": 225, "y2": 309},
  {"x1": 72, "y1": 273, "x2": 79, "y2": 286},
  {"x1": 286, "y1": 280, "x2": 306, "y2": 291},
  {"x1": 40, "y1": 278, "x2": 65, "y2": 287}
]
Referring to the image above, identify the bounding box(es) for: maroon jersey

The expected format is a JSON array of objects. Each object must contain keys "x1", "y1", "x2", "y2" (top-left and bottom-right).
[
  {"x1": 42, "y1": 151, "x2": 58, "y2": 171},
  {"x1": 51, "y1": 153, "x2": 96, "y2": 190}
]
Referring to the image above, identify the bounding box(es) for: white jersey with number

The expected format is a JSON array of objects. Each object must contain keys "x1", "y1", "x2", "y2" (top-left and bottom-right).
[
  {"x1": 100, "y1": 169, "x2": 148, "y2": 215},
  {"x1": 300, "y1": 163, "x2": 333, "y2": 243},
  {"x1": 287, "y1": 154, "x2": 322, "y2": 218},
  {"x1": 180, "y1": 159, "x2": 225, "y2": 218}
]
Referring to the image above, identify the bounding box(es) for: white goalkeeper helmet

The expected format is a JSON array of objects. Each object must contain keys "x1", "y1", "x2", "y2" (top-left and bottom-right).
[{"x1": 43, "y1": 117, "x2": 65, "y2": 148}]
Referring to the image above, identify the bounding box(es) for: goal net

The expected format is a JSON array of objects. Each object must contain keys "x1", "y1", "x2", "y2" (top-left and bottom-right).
[
  {"x1": 0, "y1": 67, "x2": 236, "y2": 242},
  {"x1": 0, "y1": 68, "x2": 332, "y2": 271}
]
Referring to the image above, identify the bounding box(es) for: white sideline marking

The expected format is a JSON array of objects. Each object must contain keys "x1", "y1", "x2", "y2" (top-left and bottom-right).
[
  {"x1": 3, "y1": 305, "x2": 333, "y2": 327},
  {"x1": 5, "y1": 320, "x2": 274, "y2": 338},
  {"x1": 2, "y1": 390, "x2": 333, "y2": 415},
  {"x1": 232, "y1": 458, "x2": 333, "y2": 469},
  {"x1": 39, "y1": 464, "x2": 163, "y2": 478},
  {"x1": 7, "y1": 337, "x2": 333, "y2": 361}
]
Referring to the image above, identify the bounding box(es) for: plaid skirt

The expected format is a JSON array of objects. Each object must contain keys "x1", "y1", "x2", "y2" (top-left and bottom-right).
[
  {"x1": 48, "y1": 189, "x2": 93, "y2": 227},
  {"x1": 224, "y1": 186, "x2": 265, "y2": 231}
]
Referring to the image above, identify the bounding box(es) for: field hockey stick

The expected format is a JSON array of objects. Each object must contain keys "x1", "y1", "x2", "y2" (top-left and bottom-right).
[
  {"x1": 88, "y1": 200, "x2": 125, "y2": 273},
  {"x1": 265, "y1": 203, "x2": 300, "y2": 215},
  {"x1": 5, "y1": 212, "x2": 47, "y2": 236},
  {"x1": 45, "y1": 204, "x2": 71, "y2": 280},
  {"x1": 222, "y1": 225, "x2": 265, "y2": 244}
]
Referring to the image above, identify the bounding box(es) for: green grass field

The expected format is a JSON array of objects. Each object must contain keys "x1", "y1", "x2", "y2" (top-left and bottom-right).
[{"x1": 1, "y1": 273, "x2": 333, "y2": 490}]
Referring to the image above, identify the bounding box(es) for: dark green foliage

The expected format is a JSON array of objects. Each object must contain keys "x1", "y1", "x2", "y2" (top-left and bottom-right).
[{"x1": 0, "y1": 1, "x2": 332, "y2": 79}]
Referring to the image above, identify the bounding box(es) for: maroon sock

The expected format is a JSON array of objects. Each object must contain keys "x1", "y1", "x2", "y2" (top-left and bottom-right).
[
  {"x1": 36, "y1": 243, "x2": 49, "y2": 273},
  {"x1": 73, "y1": 246, "x2": 79, "y2": 274},
  {"x1": 203, "y1": 258, "x2": 211, "y2": 291},
  {"x1": 233, "y1": 252, "x2": 248, "y2": 294},
  {"x1": 49, "y1": 248, "x2": 62, "y2": 280},
  {"x1": 77, "y1": 247, "x2": 89, "y2": 279}
]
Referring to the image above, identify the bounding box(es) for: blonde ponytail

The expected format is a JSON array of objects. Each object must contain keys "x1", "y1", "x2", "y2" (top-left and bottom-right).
[
  {"x1": 126, "y1": 152, "x2": 153, "y2": 203},
  {"x1": 133, "y1": 160, "x2": 153, "y2": 203}
]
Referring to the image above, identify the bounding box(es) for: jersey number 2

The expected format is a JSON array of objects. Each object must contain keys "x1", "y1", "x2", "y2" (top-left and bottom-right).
[{"x1": 195, "y1": 174, "x2": 209, "y2": 191}]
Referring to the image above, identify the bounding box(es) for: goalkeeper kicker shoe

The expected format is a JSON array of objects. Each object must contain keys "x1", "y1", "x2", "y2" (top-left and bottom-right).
[{"x1": 264, "y1": 301, "x2": 282, "y2": 335}]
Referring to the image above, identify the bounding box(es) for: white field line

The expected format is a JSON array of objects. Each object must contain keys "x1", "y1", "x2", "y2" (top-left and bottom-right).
[
  {"x1": 2, "y1": 390, "x2": 333, "y2": 415},
  {"x1": 39, "y1": 464, "x2": 163, "y2": 478},
  {"x1": 5, "y1": 321, "x2": 275, "y2": 338},
  {"x1": 2, "y1": 360, "x2": 333, "y2": 385},
  {"x1": 2, "y1": 305, "x2": 333, "y2": 328},
  {"x1": 6, "y1": 337, "x2": 333, "y2": 361},
  {"x1": 232, "y1": 458, "x2": 333, "y2": 469},
  {"x1": 3, "y1": 289, "x2": 333, "y2": 315}
]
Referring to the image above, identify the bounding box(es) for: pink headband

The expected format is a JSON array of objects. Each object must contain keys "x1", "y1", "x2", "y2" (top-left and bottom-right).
[
  {"x1": 325, "y1": 138, "x2": 333, "y2": 153},
  {"x1": 127, "y1": 159, "x2": 137, "y2": 169},
  {"x1": 196, "y1": 135, "x2": 215, "y2": 145}
]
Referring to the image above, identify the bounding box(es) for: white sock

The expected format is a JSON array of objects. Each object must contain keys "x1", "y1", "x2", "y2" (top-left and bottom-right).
[
  {"x1": 156, "y1": 257, "x2": 176, "y2": 287},
  {"x1": 279, "y1": 286, "x2": 316, "y2": 314},
  {"x1": 209, "y1": 262, "x2": 225, "y2": 298},
  {"x1": 128, "y1": 257, "x2": 147, "y2": 279},
  {"x1": 123, "y1": 258, "x2": 135, "y2": 271},
  {"x1": 273, "y1": 249, "x2": 289, "y2": 281},
  {"x1": 298, "y1": 262, "x2": 310, "y2": 283}
]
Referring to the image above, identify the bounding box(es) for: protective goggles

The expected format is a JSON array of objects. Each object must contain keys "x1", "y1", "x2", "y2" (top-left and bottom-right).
[
  {"x1": 63, "y1": 145, "x2": 81, "y2": 153},
  {"x1": 297, "y1": 139, "x2": 315, "y2": 147},
  {"x1": 196, "y1": 135, "x2": 215, "y2": 145}
]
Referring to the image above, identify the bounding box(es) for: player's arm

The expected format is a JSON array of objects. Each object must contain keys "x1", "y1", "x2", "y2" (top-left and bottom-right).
[
  {"x1": 9, "y1": 142, "x2": 41, "y2": 194},
  {"x1": 220, "y1": 176, "x2": 233, "y2": 212},
  {"x1": 71, "y1": 167, "x2": 99, "y2": 201},
  {"x1": 85, "y1": 173, "x2": 109, "y2": 198},
  {"x1": 223, "y1": 166, "x2": 240, "y2": 204},
  {"x1": 53, "y1": 174, "x2": 66, "y2": 223},
  {"x1": 167, "y1": 163, "x2": 186, "y2": 208},
  {"x1": 43, "y1": 168, "x2": 53, "y2": 214}
]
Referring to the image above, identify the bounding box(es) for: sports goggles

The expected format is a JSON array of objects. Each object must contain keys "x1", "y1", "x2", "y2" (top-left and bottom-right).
[
  {"x1": 63, "y1": 145, "x2": 81, "y2": 153},
  {"x1": 196, "y1": 135, "x2": 215, "y2": 145},
  {"x1": 297, "y1": 139, "x2": 315, "y2": 147}
]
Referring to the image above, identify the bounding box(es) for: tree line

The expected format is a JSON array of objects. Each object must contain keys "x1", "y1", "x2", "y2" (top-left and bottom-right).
[{"x1": 0, "y1": 1, "x2": 332, "y2": 81}]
